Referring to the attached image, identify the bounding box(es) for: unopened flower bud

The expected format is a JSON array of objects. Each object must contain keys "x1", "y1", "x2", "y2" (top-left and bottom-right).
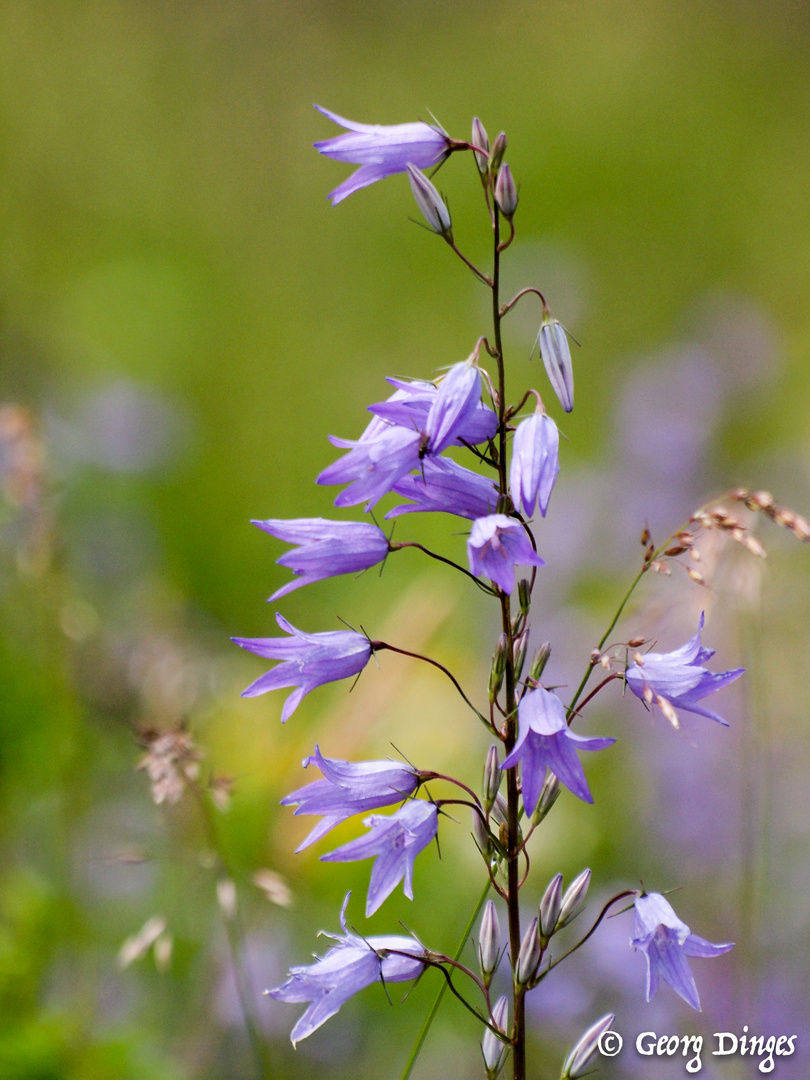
[
  {"x1": 516, "y1": 917, "x2": 541, "y2": 985},
  {"x1": 472, "y1": 117, "x2": 490, "y2": 176},
  {"x1": 489, "y1": 634, "x2": 509, "y2": 702},
  {"x1": 483, "y1": 745, "x2": 502, "y2": 812},
  {"x1": 529, "y1": 641, "x2": 551, "y2": 682},
  {"x1": 539, "y1": 872, "x2": 563, "y2": 938},
  {"x1": 531, "y1": 770, "x2": 560, "y2": 825},
  {"x1": 406, "y1": 164, "x2": 453, "y2": 242},
  {"x1": 479, "y1": 899, "x2": 500, "y2": 983},
  {"x1": 538, "y1": 318, "x2": 574, "y2": 413},
  {"x1": 489, "y1": 132, "x2": 507, "y2": 173},
  {"x1": 562, "y1": 1013, "x2": 615, "y2": 1078},
  {"x1": 512, "y1": 629, "x2": 529, "y2": 680},
  {"x1": 495, "y1": 163, "x2": 518, "y2": 219},
  {"x1": 472, "y1": 808, "x2": 494, "y2": 860},
  {"x1": 518, "y1": 578, "x2": 532, "y2": 617},
  {"x1": 557, "y1": 868, "x2": 591, "y2": 927},
  {"x1": 482, "y1": 996, "x2": 510, "y2": 1077}
]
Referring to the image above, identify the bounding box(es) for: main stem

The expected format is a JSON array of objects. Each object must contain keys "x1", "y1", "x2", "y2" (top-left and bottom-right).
[{"x1": 491, "y1": 211, "x2": 526, "y2": 1080}]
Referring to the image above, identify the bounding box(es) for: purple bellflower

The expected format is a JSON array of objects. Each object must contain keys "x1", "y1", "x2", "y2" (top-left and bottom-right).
[
  {"x1": 368, "y1": 379, "x2": 497, "y2": 447},
  {"x1": 625, "y1": 613, "x2": 744, "y2": 727},
  {"x1": 232, "y1": 614, "x2": 372, "y2": 722},
  {"x1": 387, "y1": 457, "x2": 499, "y2": 521},
  {"x1": 321, "y1": 799, "x2": 438, "y2": 916},
  {"x1": 631, "y1": 892, "x2": 734, "y2": 1011},
  {"x1": 314, "y1": 106, "x2": 451, "y2": 205},
  {"x1": 509, "y1": 411, "x2": 560, "y2": 518},
  {"x1": 501, "y1": 686, "x2": 615, "y2": 811},
  {"x1": 467, "y1": 514, "x2": 546, "y2": 594},
  {"x1": 281, "y1": 745, "x2": 421, "y2": 852},
  {"x1": 253, "y1": 518, "x2": 390, "y2": 600},
  {"x1": 318, "y1": 425, "x2": 422, "y2": 510},
  {"x1": 267, "y1": 894, "x2": 425, "y2": 1045}
]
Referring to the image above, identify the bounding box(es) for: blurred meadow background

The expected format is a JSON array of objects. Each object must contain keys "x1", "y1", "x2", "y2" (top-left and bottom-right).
[{"x1": 2, "y1": 1, "x2": 810, "y2": 1077}]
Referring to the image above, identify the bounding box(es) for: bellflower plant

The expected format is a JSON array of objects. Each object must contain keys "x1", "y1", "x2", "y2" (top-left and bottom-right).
[{"x1": 230, "y1": 105, "x2": 807, "y2": 1079}]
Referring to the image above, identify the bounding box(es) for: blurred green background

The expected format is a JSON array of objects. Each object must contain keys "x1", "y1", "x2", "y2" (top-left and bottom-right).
[{"x1": 1, "y1": 1, "x2": 810, "y2": 1077}]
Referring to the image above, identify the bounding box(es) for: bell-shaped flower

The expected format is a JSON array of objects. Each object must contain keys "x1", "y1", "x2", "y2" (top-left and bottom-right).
[
  {"x1": 538, "y1": 319, "x2": 574, "y2": 413},
  {"x1": 387, "y1": 457, "x2": 499, "y2": 520},
  {"x1": 321, "y1": 799, "x2": 438, "y2": 916},
  {"x1": 232, "y1": 614, "x2": 372, "y2": 722},
  {"x1": 631, "y1": 892, "x2": 734, "y2": 1011},
  {"x1": 509, "y1": 412, "x2": 560, "y2": 518},
  {"x1": 281, "y1": 745, "x2": 421, "y2": 852},
  {"x1": 314, "y1": 105, "x2": 451, "y2": 205},
  {"x1": 317, "y1": 425, "x2": 422, "y2": 510},
  {"x1": 501, "y1": 686, "x2": 615, "y2": 812},
  {"x1": 368, "y1": 376, "x2": 496, "y2": 446},
  {"x1": 267, "y1": 895, "x2": 426, "y2": 1044},
  {"x1": 625, "y1": 613, "x2": 744, "y2": 727},
  {"x1": 467, "y1": 514, "x2": 546, "y2": 594},
  {"x1": 254, "y1": 518, "x2": 390, "y2": 600},
  {"x1": 425, "y1": 360, "x2": 484, "y2": 454}
]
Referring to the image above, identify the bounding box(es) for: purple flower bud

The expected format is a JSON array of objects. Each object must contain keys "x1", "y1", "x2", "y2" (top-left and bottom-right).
[
  {"x1": 489, "y1": 132, "x2": 507, "y2": 173},
  {"x1": 529, "y1": 641, "x2": 552, "y2": 682},
  {"x1": 538, "y1": 319, "x2": 574, "y2": 413},
  {"x1": 314, "y1": 106, "x2": 451, "y2": 205},
  {"x1": 494, "y1": 163, "x2": 518, "y2": 219},
  {"x1": 563, "y1": 1014, "x2": 615, "y2": 1078},
  {"x1": 478, "y1": 899, "x2": 500, "y2": 983},
  {"x1": 467, "y1": 514, "x2": 545, "y2": 595},
  {"x1": 471, "y1": 117, "x2": 490, "y2": 176},
  {"x1": 482, "y1": 996, "x2": 510, "y2": 1077},
  {"x1": 321, "y1": 800, "x2": 438, "y2": 916},
  {"x1": 483, "y1": 745, "x2": 502, "y2": 811},
  {"x1": 512, "y1": 628, "x2": 529, "y2": 680},
  {"x1": 509, "y1": 412, "x2": 560, "y2": 518},
  {"x1": 406, "y1": 164, "x2": 453, "y2": 241},
  {"x1": 472, "y1": 806, "x2": 494, "y2": 859},
  {"x1": 516, "y1": 917, "x2": 541, "y2": 985},
  {"x1": 531, "y1": 770, "x2": 560, "y2": 825},
  {"x1": 539, "y1": 872, "x2": 563, "y2": 938},
  {"x1": 558, "y1": 869, "x2": 591, "y2": 928},
  {"x1": 233, "y1": 614, "x2": 372, "y2": 723},
  {"x1": 489, "y1": 635, "x2": 509, "y2": 702},
  {"x1": 253, "y1": 518, "x2": 390, "y2": 600}
]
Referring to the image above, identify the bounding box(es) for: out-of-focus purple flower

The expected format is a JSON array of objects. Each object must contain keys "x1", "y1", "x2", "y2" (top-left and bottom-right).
[
  {"x1": 509, "y1": 412, "x2": 560, "y2": 518},
  {"x1": 253, "y1": 518, "x2": 390, "y2": 600},
  {"x1": 538, "y1": 319, "x2": 574, "y2": 413},
  {"x1": 501, "y1": 687, "x2": 614, "y2": 811},
  {"x1": 314, "y1": 106, "x2": 451, "y2": 205},
  {"x1": 281, "y1": 745, "x2": 421, "y2": 852},
  {"x1": 267, "y1": 894, "x2": 425, "y2": 1044},
  {"x1": 625, "y1": 613, "x2": 744, "y2": 727},
  {"x1": 387, "y1": 457, "x2": 498, "y2": 520},
  {"x1": 631, "y1": 892, "x2": 734, "y2": 1011},
  {"x1": 232, "y1": 614, "x2": 372, "y2": 722},
  {"x1": 321, "y1": 799, "x2": 438, "y2": 916},
  {"x1": 317, "y1": 425, "x2": 422, "y2": 509},
  {"x1": 467, "y1": 514, "x2": 545, "y2": 594},
  {"x1": 407, "y1": 164, "x2": 452, "y2": 240}
]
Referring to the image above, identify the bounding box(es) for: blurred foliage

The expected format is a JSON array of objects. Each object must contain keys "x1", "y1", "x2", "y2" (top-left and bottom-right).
[{"x1": 1, "y1": 1, "x2": 809, "y2": 1077}]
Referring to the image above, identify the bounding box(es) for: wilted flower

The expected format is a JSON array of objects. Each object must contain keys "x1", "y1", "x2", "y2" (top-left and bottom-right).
[
  {"x1": 625, "y1": 613, "x2": 744, "y2": 727},
  {"x1": 314, "y1": 106, "x2": 451, "y2": 205},
  {"x1": 137, "y1": 729, "x2": 203, "y2": 805},
  {"x1": 631, "y1": 892, "x2": 734, "y2": 1010},
  {"x1": 509, "y1": 411, "x2": 560, "y2": 518},
  {"x1": 253, "y1": 518, "x2": 390, "y2": 600},
  {"x1": 232, "y1": 614, "x2": 373, "y2": 722},
  {"x1": 321, "y1": 799, "x2": 438, "y2": 916},
  {"x1": 281, "y1": 745, "x2": 421, "y2": 851},
  {"x1": 407, "y1": 164, "x2": 452, "y2": 240},
  {"x1": 467, "y1": 515, "x2": 545, "y2": 594},
  {"x1": 267, "y1": 895, "x2": 425, "y2": 1045},
  {"x1": 538, "y1": 318, "x2": 574, "y2": 413},
  {"x1": 501, "y1": 687, "x2": 614, "y2": 811}
]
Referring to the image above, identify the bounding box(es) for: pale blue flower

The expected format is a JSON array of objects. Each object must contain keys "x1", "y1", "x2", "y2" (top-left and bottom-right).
[
  {"x1": 467, "y1": 514, "x2": 545, "y2": 594},
  {"x1": 509, "y1": 412, "x2": 560, "y2": 518}
]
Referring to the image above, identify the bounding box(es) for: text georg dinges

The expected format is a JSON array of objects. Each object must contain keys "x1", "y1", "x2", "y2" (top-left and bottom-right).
[{"x1": 635, "y1": 1028, "x2": 797, "y2": 1073}]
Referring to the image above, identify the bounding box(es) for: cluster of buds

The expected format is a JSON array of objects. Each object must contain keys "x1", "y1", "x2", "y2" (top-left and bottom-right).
[{"x1": 513, "y1": 870, "x2": 592, "y2": 989}]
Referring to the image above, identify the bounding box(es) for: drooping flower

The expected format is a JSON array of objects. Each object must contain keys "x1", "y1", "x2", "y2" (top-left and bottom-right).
[
  {"x1": 387, "y1": 457, "x2": 499, "y2": 521},
  {"x1": 321, "y1": 799, "x2": 438, "y2": 916},
  {"x1": 625, "y1": 613, "x2": 744, "y2": 727},
  {"x1": 631, "y1": 892, "x2": 734, "y2": 1011},
  {"x1": 501, "y1": 686, "x2": 614, "y2": 812},
  {"x1": 252, "y1": 518, "x2": 390, "y2": 600},
  {"x1": 467, "y1": 514, "x2": 546, "y2": 594},
  {"x1": 314, "y1": 106, "x2": 451, "y2": 205},
  {"x1": 538, "y1": 318, "x2": 574, "y2": 413},
  {"x1": 317, "y1": 425, "x2": 422, "y2": 510},
  {"x1": 281, "y1": 745, "x2": 421, "y2": 852},
  {"x1": 509, "y1": 412, "x2": 560, "y2": 518},
  {"x1": 232, "y1": 614, "x2": 372, "y2": 722},
  {"x1": 267, "y1": 894, "x2": 425, "y2": 1045}
]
